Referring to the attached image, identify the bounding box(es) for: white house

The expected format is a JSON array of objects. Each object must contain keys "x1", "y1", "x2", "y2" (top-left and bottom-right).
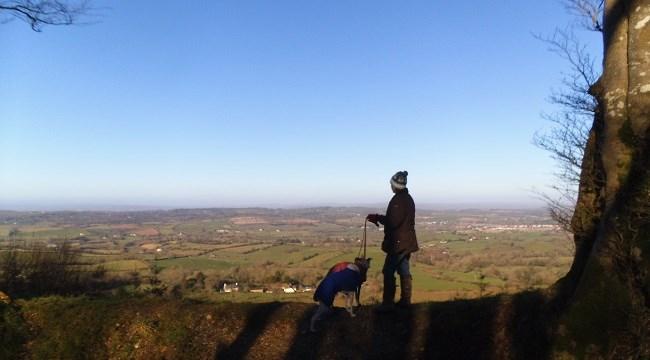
[{"x1": 223, "y1": 282, "x2": 240, "y2": 293}]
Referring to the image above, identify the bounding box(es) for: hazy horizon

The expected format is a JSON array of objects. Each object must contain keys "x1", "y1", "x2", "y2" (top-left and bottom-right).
[{"x1": 0, "y1": 197, "x2": 546, "y2": 212}]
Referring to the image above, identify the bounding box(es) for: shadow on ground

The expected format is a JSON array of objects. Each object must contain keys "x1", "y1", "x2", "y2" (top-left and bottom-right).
[
  {"x1": 2, "y1": 291, "x2": 552, "y2": 359},
  {"x1": 213, "y1": 291, "x2": 551, "y2": 359},
  {"x1": 215, "y1": 302, "x2": 285, "y2": 359}
]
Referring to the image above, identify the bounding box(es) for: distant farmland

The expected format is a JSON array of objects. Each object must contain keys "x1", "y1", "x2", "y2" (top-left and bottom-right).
[{"x1": 0, "y1": 207, "x2": 571, "y2": 302}]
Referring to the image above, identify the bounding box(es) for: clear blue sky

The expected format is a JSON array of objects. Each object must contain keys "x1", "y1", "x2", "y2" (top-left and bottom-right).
[{"x1": 0, "y1": 1, "x2": 602, "y2": 210}]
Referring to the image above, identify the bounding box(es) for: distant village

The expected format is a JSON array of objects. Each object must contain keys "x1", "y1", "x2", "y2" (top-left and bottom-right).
[{"x1": 217, "y1": 281, "x2": 313, "y2": 295}]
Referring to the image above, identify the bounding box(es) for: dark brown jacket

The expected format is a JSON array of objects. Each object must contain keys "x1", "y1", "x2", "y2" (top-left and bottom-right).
[{"x1": 379, "y1": 188, "x2": 418, "y2": 254}]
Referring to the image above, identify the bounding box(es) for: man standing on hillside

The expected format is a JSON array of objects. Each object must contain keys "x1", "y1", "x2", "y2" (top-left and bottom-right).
[{"x1": 367, "y1": 170, "x2": 418, "y2": 312}]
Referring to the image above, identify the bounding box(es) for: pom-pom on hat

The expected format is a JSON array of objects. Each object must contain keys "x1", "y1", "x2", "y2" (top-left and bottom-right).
[{"x1": 390, "y1": 171, "x2": 408, "y2": 189}]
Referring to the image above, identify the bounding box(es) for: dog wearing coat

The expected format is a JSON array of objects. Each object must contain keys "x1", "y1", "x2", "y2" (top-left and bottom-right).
[{"x1": 309, "y1": 257, "x2": 371, "y2": 332}]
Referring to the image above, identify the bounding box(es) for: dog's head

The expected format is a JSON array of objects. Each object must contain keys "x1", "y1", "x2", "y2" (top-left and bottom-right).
[{"x1": 354, "y1": 257, "x2": 371, "y2": 283}]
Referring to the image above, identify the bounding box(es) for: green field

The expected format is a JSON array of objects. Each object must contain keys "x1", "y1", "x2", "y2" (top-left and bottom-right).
[
  {"x1": 102, "y1": 259, "x2": 150, "y2": 272},
  {"x1": 156, "y1": 257, "x2": 233, "y2": 271}
]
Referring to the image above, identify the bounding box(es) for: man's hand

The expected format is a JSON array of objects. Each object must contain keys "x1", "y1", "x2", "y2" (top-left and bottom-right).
[{"x1": 366, "y1": 214, "x2": 380, "y2": 226}]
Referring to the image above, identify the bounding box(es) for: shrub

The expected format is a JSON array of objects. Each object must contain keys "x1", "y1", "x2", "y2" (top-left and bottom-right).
[{"x1": 0, "y1": 242, "x2": 136, "y2": 298}]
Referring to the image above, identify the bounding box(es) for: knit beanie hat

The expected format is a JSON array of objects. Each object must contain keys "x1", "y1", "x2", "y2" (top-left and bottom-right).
[{"x1": 390, "y1": 171, "x2": 408, "y2": 190}]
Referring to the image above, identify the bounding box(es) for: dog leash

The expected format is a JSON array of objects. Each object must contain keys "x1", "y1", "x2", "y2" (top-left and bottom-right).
[
  {"x1": 357, "y1": 219, "x2": 368, "y2": 259},
  {"x1": 355, "y1": 219, "x2": 406, "y2": 264}
]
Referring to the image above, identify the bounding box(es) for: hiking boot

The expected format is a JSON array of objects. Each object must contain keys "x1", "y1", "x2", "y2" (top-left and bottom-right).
[
  {"x1": 375, "y1": 276, "x2": 396, "y2": 313},
  {"x1": 396, "y1": 275, "x2": 412, "y2": 308}
]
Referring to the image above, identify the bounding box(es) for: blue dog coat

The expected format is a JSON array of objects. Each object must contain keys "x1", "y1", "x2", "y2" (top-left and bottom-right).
[{"x1": 313, "y1": 262, "x2": 362, "y2": 307}]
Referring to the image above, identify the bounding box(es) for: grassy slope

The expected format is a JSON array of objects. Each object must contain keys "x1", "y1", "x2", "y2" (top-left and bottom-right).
[{"x1": 0, "y1": 292, "x2": 552, "y2": 360}]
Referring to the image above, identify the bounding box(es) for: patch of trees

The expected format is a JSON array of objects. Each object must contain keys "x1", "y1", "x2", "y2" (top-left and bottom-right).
[{"x1": 0, "y1": 243, "x2": 132, "y2": 297}]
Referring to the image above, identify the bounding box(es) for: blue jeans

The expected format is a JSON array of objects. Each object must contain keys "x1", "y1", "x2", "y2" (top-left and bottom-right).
[{"x1": 382, "y1": 252, "x2": 411, "y2": 277}]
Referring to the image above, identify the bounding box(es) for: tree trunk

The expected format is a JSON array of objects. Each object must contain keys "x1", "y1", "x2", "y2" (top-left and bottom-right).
[{"x1": 552, "y1": 0, "x2": 650, "y2": 357}]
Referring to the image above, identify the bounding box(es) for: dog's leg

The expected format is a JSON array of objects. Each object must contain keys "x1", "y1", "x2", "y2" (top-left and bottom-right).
[
  {"x1": 343, "y1": 292, "x2": 356, "y2": 317},
  {"x1": 310, "y1": 302, "x2": 330, "y2": 332},
  {"x1": 355, "y1": 286, "x2": 361, "y2": 308}
]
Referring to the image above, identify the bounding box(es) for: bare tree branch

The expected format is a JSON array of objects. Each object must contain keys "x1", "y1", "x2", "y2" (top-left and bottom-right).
[
  {"x1": 0, "y1": 0, "x2": 92, "y2": 31},
  {"x1": 534, "y1": 25, "x2": 601, "y2": 232},
  {"x1": 533, "y1": 188, "x2": 576, "y2": 232},
  {"x1": 564, "y1": 0, "x2": 604, "y2": 32},
  {"x1": 534, "y1": 28, "x2": 599, "y2": 95}
]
